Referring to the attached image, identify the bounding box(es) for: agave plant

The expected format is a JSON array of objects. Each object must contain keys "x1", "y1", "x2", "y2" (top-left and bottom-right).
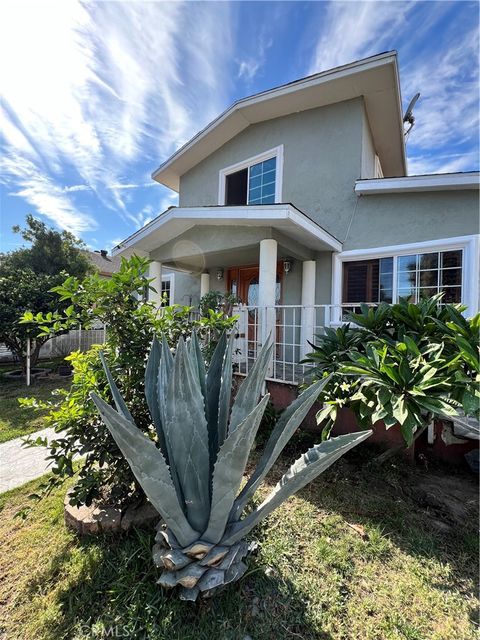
[{"x1": 91, "y1": 333, "x2": 371, "y2": 601}]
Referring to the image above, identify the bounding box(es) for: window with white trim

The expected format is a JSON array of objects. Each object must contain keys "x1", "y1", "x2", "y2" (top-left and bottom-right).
[
  {"x1": 219, "y1": 146, "x2": 283, "y2": 206},
  {"x1": 161, "y1": 278, "x2": 171, "y2": 305},
  {"x1": 343, "y1": 249, "x2": 463, "y2": 305}
]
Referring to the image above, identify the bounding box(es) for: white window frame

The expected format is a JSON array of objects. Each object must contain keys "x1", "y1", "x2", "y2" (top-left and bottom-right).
[
  {"x1": 331, "y1": 235, "x2": 480, "y2": 322},
  {"x1": 161, "y1": 273, "x2": 175, "y2": 305},
  {"x1": 217, "y1": 145, "x2": 284, "y2": 206}
]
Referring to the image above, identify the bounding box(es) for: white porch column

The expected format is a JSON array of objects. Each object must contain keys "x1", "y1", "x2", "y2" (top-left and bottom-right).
[
  {"x1": 300, "y1": 260, "x2": 316, "y2": 358},
  {"x1": 259, "y1": 239, "x2": 277, "y2": 373},
  {"x1": 148, "y1": 260, "x2": 163, "y2": 307},
  {"x1": 200, "y1": 272, "x2": 210, "y2": 299}
]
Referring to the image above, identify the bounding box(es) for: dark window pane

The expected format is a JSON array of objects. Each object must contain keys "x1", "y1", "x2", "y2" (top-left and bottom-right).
[
  {"x1": 343, "y1": 259, "x2": 379, "y2": 303},
  {"x1": 443, "y1": 287, "x2": 462, "y2": 303},
  {"x1": 262, "y1": 182, "x2": 275, "y2": 197},
  {"x1": 419, "y1": 270, "x2": 439, "y2": 287},
  {"x1": 418, "y1": 287, "x2": 438, "y2": 300},
  {"x1": 380, "y1": 288, "x2": 393, "y2": 303},
  {"x1": 380, "y1": 273, "x2": 393, "y2": 289},
  {"x1": 442, "y1": 268, "x2": 462, "y2": 286},
  {"x1": 419, "y1": 253, "x2": 438, "y2": 270},
  {"x1": 380, "y1": 257, "x2": 393, "y2": 274},
  {"x1": 226, "y1": 168, "x2": 248, "y2": 205},
  {"x1": 398, "y1": 254, "x2": 417, "y2": 272},
  {"x1": 442, "y1": 250, "x2": 462, "y2": 269}
]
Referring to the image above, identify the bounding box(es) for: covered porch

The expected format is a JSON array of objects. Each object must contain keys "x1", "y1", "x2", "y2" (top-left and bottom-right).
[{"x1": 113, "y1": 203, "x2": 342, "y2": 384}]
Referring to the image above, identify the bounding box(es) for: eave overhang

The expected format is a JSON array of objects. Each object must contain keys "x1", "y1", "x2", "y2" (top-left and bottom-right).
[
  {"x1": 152, "y1": 51, "x2": 407, "y2": 190},
  {"x1": 112, "y1": 204, "x2": 342, "y2": 257},
  {"x1": 355, "y1": 172, "x2": 480, "y2": 195}
]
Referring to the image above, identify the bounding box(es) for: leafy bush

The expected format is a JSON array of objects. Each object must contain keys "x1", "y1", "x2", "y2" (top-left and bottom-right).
[
  {"x1": 21, "y1": 256, "x2": 236, "y2": 508},
  {"x1": 303, "y1": 295, "x2": 479, "y2": 448}
]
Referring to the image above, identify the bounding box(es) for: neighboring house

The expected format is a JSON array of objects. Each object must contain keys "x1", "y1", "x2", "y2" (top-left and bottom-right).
[
  {"x1": 85, "y1": 249, "x2": 122, "y2": 279},
  {"x1": 113, "y1": 51, "x2": 479, "y2": 384}
]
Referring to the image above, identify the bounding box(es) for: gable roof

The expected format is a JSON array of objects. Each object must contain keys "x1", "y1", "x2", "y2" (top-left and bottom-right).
[
  {"x1": 152, "y1": 51, "x2": 407, "y2": 191},
  {"x1": 84, "y1": 250, "x2": 122, "y2": 276}
]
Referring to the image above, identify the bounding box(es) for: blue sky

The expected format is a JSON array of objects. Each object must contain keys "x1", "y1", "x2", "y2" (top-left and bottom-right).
[{"x1": 1, "y1": 0, "x2": 478, "y2": 253}]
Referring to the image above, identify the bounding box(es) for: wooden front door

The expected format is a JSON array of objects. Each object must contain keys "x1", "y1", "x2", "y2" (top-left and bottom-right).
[{"x1": 227, "y1": 264, "x2": 283, "y2": 356}]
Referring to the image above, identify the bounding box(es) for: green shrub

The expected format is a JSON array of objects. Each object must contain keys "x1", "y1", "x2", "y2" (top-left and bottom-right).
[
  {"x1": 20, "y1": 256, "x2": 237, "y2": 508},
  {"x1": 303, "y1": 296, "x2": 479, "y2": 447}
]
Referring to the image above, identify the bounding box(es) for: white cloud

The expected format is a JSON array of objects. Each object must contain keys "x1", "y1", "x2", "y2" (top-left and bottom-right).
[
  {"x1": 307, "y1": 1, "x2": 479, "y2": 175},
  {"x1": 0, "y1": 1, "x2": 232, "y2": 233},
  {"x1": 308, "y1": 2, "x2": 414, "y2": 75}
]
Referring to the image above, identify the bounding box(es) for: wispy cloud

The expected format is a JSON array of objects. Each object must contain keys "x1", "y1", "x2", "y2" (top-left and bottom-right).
[
  {"x1": 307, "y1": 1, "x2": 479, "y2": 175},
  {"x1": 0, "y1": 1, "x2": 232, "y2": 235}
]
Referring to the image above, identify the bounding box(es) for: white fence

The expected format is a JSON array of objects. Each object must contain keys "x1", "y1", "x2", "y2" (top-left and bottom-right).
[{"x1": 23, "y1": 325, "x2": 107, "y2": 386}]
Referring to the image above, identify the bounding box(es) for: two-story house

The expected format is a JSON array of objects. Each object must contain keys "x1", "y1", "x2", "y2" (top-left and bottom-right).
[{"x1": 113, "y1": 51, "x2": 479, "y2": 385}]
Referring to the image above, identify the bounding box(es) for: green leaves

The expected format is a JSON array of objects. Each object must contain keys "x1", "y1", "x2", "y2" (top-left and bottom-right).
[{"x1": 305, "y1": 297, "x2": 478, "y2": 447}]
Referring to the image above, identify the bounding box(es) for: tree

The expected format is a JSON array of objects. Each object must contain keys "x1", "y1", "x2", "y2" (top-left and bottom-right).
[{"x1": 0, "y1": 215, "x2": 91, "y2": 371}]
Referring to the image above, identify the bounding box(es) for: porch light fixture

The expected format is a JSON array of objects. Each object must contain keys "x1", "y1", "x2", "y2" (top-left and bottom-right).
[
  {"x1": 216, "y1": 268, "x2": 224, "y2": 281},
  {"x1": 283, "y1": 258, "x2": 293, "y2": 275}
]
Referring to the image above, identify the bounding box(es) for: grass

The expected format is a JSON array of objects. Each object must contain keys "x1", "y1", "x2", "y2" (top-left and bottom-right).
[
  {"x1": 0, "y1": 449, "x2": 477, "y2": 640},
  {"x1": 0, "y1": 374, "x2": 70, "y2": 443}
]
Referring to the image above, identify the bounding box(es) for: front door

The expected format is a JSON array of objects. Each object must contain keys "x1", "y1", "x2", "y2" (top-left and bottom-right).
[{"x1": 227, "y1": 264, "x2": 283, "y2": 356}]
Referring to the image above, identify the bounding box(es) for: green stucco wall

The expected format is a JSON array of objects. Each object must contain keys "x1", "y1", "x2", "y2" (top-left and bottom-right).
[
  {"x1": 179, "y1": 98, "x2": 364, "y2": 242},
  {"x1": 345, "y1": 190, "x2": 479, "y2": 251}
]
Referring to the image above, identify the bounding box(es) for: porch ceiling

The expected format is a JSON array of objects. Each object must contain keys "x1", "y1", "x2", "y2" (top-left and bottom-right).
[{"x1": 112, "y1": 205, "x2": 342, "y2": 261}]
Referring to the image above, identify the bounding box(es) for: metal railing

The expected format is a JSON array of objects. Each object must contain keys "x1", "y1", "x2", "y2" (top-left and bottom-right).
[{"x1": 231, "y1": 304, "x2": 363, "y2": 385}]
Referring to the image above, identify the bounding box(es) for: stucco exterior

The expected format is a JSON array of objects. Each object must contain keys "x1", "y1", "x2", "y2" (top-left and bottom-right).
[
  {"x1": 179, "y1": 98, "x2": 364, "y2": 243},
  {"x1": 344, "y1": 190, "x2": 479, "y2": 251}
]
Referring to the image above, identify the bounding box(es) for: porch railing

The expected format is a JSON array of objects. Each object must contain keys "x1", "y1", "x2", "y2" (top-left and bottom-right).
[{"x1": 230, "y1": 304, "x2": 363, "y2": 385}]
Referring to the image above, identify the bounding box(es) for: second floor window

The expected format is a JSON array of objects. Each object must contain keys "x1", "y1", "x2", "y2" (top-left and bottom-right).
[{"x1": 225, "y1": 156, "x2": 277, "y2": 206}]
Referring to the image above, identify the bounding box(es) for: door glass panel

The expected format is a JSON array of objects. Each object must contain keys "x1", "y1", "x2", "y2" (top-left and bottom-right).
[{"x1": 247, "y1": 278, "x2": 259, "y2": 306}]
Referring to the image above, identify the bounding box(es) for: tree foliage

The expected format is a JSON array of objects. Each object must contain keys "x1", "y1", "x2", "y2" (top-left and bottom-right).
[
  {"x1": 0, "y1": 215, "x2": 91, "y2": 370},
  {"x1": 20, "y1": 255, "x2": 237, "y2": 508}
]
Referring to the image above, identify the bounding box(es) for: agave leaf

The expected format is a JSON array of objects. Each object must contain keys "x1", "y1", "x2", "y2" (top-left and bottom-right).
[
  {"x1": 188, "y1": 332, "x2": 207, "y2": 403},
  {"x1": 164, "y1": 338, "x2": 211, "y2": 532},
  {"x1": 202, "y1": 394, "x2": 270, "y2": 544},
  {"x1": 99, "y1": 352, "x2": 134, "y2": 423},
  {"x1": 205, "y1": 332, "x2": 226, "y2": 472},
  {"x1": 228, "y1": 339, "x2": 274, "y2": 434},
  {"x1": 223, "y1": 430, "x2": 372, "y2": 545},
  {"x1": 158, "y1": 336, "x2": 173, "y2": 428},
  {"x1": 144, "y1": 337, "x2": 168, "y2": 459},
  {"x1": 90, "y1": 392, "x2": 198, "y2": 547},
  {"x1": 217, "y1": 333, "x2": 235, "y2": 450},
  {"x1": 230, "y1": 377, "x2": 329, "y2": 521}
]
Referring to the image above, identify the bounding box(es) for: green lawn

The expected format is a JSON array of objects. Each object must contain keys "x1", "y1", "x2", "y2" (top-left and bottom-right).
[
  {"x1": 0, "y1": 374, "x2": 69, "y2": 443},
  {"x1": 0, "y1": 451, "x2": 477, "y2": 640}
]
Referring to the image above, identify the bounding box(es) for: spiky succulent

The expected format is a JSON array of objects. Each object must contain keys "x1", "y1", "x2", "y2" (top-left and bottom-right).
[{"x1": 91, "y1": 333, "x2": 371, "y2": 601}]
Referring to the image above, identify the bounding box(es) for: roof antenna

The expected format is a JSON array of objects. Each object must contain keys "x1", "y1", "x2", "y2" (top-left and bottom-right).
[{"x1": 403, "y1": 93, "x2": 420, "y2": 140}]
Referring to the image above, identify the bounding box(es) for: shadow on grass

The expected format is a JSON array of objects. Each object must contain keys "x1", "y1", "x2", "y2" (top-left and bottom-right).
[
  {"x1": 295, "y1": 443, "x2": 479, "y2": 593},
  {"x1": 26, "y1": 526, "x2": 332, "y2": 640}
]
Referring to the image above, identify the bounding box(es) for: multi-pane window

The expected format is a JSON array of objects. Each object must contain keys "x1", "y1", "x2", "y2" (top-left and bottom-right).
[
  {"x1": 161, "y1": 279, "x2": 171, "y2": 306},
  {"x1": 248, "y1": 157, "x2": 276, "y2": 204},
  {"x1": 343, "y1": 249, "x2": 463, "y2": 305},
  {"x1": 225, "y1": 156, "x2": 277, "y2": 205}
]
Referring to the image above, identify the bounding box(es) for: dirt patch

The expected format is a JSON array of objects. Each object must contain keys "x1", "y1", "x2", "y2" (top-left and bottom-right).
[{"x1": 407, "y1": 472, "x2": 478, "y2": 527}]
